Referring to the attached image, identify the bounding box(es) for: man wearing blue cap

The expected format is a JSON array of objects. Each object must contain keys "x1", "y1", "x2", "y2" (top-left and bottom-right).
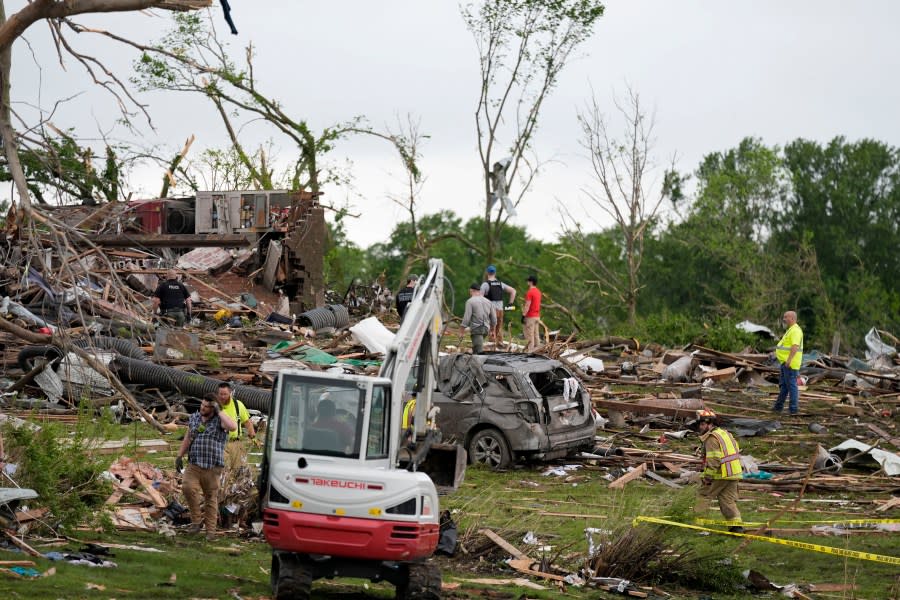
[{"x1": 481, "y1": 265, "x2": 516, "y2": 348}]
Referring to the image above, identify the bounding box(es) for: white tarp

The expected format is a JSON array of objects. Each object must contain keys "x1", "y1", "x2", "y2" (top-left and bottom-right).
[
  {"x1": 736, "y1": 320, "x2": 775, "y2": 338},
  {"x1": 829, "y1": 439, "x2": 900, "y2": 476},
  {"x1": 349, "y1": 317, "x2": 395, "y2": 355},
  {"x1": 561, "y1": 349, "x2": 605, "y2": 373},
  {"x1": 864, "y1": 327, "x2": 897, "y2": 362}
]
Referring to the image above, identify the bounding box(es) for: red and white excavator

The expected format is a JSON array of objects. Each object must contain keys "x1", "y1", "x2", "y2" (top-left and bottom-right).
[{"x1": 259, "y1": 258, "x2": 464, "y2": 599}]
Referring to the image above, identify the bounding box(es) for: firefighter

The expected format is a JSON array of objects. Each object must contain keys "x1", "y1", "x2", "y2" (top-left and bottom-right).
[{"x1": 696, "y1": 409, "x2": 744, "y2": 532}]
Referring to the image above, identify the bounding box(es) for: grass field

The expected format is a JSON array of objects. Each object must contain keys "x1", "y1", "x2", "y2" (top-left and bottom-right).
[{"x1": 2, "y1": 391, "x2": 898, "y2": 599}]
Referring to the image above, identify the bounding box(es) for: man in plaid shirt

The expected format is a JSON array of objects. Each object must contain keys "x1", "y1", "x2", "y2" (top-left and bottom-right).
[{"x1": 176, "y1": 394, "x2": 236, "y2": 540}]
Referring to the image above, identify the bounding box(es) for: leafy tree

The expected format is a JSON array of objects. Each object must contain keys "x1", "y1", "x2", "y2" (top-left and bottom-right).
[
  {"x1": 0, "y1": 0, "x2": 210, "y2": 219},
  {"x1": 324, "y1": 215, "x2": 369, "y2": 293},
  {"x1": 462, "y1": 0, "x2": 604, "y2": 263},
  {"x1": 1, "y1": 130, "x2": 125, "y2": 205},
  {"x1": 777, "y1": 137, "x2": 900, "y2": 347},
  {"x1": 649, "y1": 138, "x2": 789, "y2": 322}
]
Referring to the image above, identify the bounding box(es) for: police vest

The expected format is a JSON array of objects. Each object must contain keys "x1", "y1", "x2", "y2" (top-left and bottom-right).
[
  {"x1": 156, "y1": 281, "x2": 189, "y2": 311},
  {"x1": 704, "y1": 427, "x2": 743, "y2": 480},
  {"x1": 485, "y1": 279, "x2": 504, "y2": 301}
]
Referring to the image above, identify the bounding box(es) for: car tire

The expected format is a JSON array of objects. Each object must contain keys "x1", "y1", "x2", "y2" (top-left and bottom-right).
[{"x1": 468, "y1": 428, "x2": 512, "y2": 470}]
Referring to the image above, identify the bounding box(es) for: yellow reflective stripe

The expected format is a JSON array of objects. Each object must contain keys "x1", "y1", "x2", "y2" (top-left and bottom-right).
[
  {"x1": 710, "y1": 429, "x2": 742, "y2": 478},
  {"x1": 633, "y1": 516, "x2": 900, "y2": 565}
]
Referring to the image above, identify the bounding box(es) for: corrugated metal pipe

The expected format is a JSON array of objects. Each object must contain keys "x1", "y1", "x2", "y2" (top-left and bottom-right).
[{"x1": 110, "y1": 355, "x2": 272, "y2": 412}]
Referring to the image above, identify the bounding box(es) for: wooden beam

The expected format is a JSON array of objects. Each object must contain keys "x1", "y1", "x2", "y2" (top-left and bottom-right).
[
  {"x1": 478, "y1": 528, "x2": 529, "y2": 561},
  {"x1": 867, "y1": 423, "x2": 900, "y2": 449},
  {"x1": 133, "y1": 471, "x2": 168, "y2": 509},
  {"x1": 506, "y1": 559, "x2": 567, "y2": 582},
  {"x1": 105, "y1": 477, "x2": 134, "y2": 505},
  {"x1": 609, "y1": 463, "x2": 648, "y2": 489},
  {"x1": 594, "y1": 399, "x2": 701, "y2": 419},
  {"x1": 2, "y1": 530, "x2": 41, "y2": 557}
]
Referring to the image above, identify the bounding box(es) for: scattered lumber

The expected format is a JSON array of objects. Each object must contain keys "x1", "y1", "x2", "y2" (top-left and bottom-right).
[
  {"x1": 609, "y1": 463, "x2": 648, "y2": 489},
  {"x1": 478, "y1": 528, "x2": 529, "y2": 561}
]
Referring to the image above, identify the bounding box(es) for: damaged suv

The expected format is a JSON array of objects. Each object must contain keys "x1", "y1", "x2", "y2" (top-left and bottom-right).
[{"x1": 433, "y1": 353, "x2": 597, "y2": 469}]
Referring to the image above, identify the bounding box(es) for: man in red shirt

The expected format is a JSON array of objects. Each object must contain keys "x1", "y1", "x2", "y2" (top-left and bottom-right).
[{"x1": 522, "y1": 274, "x2": 542, "y2": 352}]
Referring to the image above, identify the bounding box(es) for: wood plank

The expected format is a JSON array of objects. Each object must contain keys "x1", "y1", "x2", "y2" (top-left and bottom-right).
[
  {"x1": 662, "y1": 461, "x2": 686, "y2": 474},
  {"x1": 133, "y1": 472, "x2": 168, "y2": 509},
  {"x1": 14, "y1": 507, "x2": 48, "y2": 523},
  {"x1": 0, "y1": 560, "x2": 37, "y2": 567},
  {"x1": 595, "y1": 399, "x2": 703, "y2": 419},
  {"x1": 509, "y1": 509, "x2": 607, "y2": 518},
  {"x1": 808, "y1": 583, "x2": 858, "y2": 592},
  {"x1": 703, "y1": 366, "x2": 736, "y2": 380},
  {"x1": 867, "y1": 423, "x2": 900, "y2": 449},
  {"x1": 478, "y1": 528, "x2": 529, "y2": 561},
  {"x1": 105, "y1": 477, "x2": 134, "y2": 505},
  {"x1": 609, "y1": 463, "x2": 648, "y2": 489},
  {"x1": 93, "y1": 439, "x2": 171, "y2": 455},
  {"x1": 506, "y1": 559, "x2": 568, "y2": 582},
  {"x1": 2, "y1": 530, "x2": 42, "y2": 557}
]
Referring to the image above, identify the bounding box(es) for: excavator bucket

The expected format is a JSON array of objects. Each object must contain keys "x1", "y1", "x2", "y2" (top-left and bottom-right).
[{"x1": 419, "y1": 443, "x2": 467, "y2": 492}]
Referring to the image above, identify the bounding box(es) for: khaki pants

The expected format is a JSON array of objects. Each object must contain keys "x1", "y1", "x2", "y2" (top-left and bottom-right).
[
  {"x1": 183, "y1": 464, "x2": 224, "y2": 534},
  {"x1": 224, "y1": 439, "x2": 248, "y2": 472},
  {"x1": 492, "y1": 308, "x2": 505, "y2": 345},
  {"x1": 524, "y1": 317, "x2": 540, "y2": 352},
  {"x1": 698, "y1": 478, "x2": 741, "y2": 522}
]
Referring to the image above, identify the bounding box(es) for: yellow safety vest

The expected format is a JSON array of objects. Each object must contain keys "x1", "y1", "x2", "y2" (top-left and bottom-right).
[
  {"x1": 401, "y1": 398, "x2": 416, "y2": 430},
  {"x1": 775, "y1": 323, "x2": 803, "y2": 370},
  {"x1": 703, "y1": 427, "x2": 743, "y2": 480}
]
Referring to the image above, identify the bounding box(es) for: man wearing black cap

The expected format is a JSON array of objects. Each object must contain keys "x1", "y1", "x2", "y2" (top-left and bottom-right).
[{"x1": 460, "y1": 284, "x2": 496, "y2": 354}]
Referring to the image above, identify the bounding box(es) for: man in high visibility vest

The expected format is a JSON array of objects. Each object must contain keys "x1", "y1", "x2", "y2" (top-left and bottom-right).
[
  {"x1": 216, "y1": 382, "x2": 257, "y2": 471},
  {"x1": 696, "y1": 409, "x2": 744, "y2": 532},
  {"x1": 772, "y1": 310, "x2": 803, "y2": 415}
]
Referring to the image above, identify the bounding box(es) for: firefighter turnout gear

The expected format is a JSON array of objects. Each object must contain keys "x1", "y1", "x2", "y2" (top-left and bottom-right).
[
  {"x1": 702, "y1": 427, "x2": 743, "y2": 480},
  {"x1": 698, "y1": 425, "x2": 743, "y2": 525}
]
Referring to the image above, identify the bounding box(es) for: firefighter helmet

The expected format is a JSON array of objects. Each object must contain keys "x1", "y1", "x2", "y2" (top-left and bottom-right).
[{"x1": 696, "y1": 409, "x2": 718, "y2": 423}]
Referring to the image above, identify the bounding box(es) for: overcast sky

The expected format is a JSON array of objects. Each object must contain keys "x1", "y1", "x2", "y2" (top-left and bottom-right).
[{"x1": 9, "y1": 1, "x2": 900, "y2": 247}]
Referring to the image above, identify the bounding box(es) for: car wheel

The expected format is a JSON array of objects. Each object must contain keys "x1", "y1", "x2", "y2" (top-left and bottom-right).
[{"x1": 468, "y1": 429, "x2": 512, "y2": 469}]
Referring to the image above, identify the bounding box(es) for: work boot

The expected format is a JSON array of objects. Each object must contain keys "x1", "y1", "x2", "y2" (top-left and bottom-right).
[
  {"x1": 183, "y1": 523, "x2": 202, "y2": 534},
  {"x1": 728, "y1": 526, "x2": 745, "y2": 533},
  {"x1": 206, "y1": 531, "x2": 217, "y2": 542}
]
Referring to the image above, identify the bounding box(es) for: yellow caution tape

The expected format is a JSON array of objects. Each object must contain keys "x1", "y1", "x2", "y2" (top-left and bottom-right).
[
  {"x1": 695, "y1": 517, "x2": 900, "y2": 527},
  {"x1": 634, "y1": 516, "x2": 900, "y2": 566}
]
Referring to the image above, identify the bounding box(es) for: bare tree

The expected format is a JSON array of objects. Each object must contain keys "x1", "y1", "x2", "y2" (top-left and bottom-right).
[
  {"x1": 462, "y1": 0, "x2": 604, "y2": 263},
  {"x1": 561, "y1": 88, "x2": 673, "y2": 325},
  {"x1": 93, "y1": 12, "x2": 421, "y2": 207}
]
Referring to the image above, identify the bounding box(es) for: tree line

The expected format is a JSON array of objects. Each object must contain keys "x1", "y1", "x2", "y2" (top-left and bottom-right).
[
  {"x1": 2, "y1": 4, "x2": 896, "y2": 355},
  {"x1": 328, "y1": 135, "x2": 900, "y2": 355}
]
